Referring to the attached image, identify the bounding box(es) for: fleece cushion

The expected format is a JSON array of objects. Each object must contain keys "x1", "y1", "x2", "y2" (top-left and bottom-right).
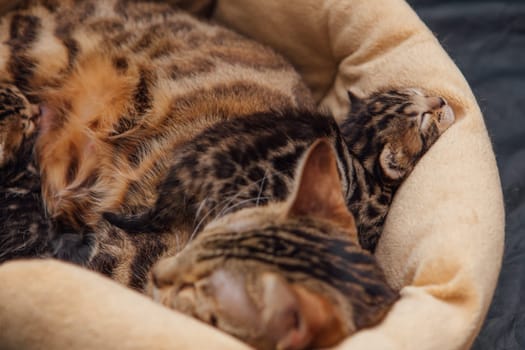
[{"x1": 0, "y1": 0, "x2": 504, "y2": 349}]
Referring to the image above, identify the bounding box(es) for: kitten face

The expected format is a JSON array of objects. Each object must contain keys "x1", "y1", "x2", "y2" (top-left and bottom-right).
[
  {"x1": 0, "y1": 84, "x2": 40, "y2": 168},
  {"x1": 345, "y1": 88, "x2": 455, "y2": 184},
  {"x1": 147, "y1": 140, "x2": 398, "y2": 350}
]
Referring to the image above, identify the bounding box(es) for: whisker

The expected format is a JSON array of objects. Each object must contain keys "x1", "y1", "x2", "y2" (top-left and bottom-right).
[
  {"x1": 194, "y1": 197, "x2": 211, "y2": 224},
  {"x1": 189, "y1": 175, "x2": 273, "y2": 242},
  {"x1": 256, "y1": 170, "x2": 268, "y2": 207},
  {"x1": 221, "y1": 196, "x2": 270, "y2": 217},
  {"x1": 216, "y1": 175, "x2": 268, "y2": 218},
  {"x1": 190, "y1": 202, "x2": 222, "y2": 241}
]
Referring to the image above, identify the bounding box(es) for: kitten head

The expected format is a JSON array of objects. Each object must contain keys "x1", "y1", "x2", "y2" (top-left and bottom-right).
[
  {"x1": 0, "y1": 83, "x2": 40, "y2": 168},
  {"x1": 147, "y1": 140, "x2": 397, "y2": 350},
  {"x1": 343, "y1": 88, "x2": 455, "y2": 184}
]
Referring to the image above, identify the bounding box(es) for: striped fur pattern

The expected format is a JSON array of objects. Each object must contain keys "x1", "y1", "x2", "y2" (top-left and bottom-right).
[
  {"x1": 0, "y1": 0, "x2": 313, "y2": 230},
  {"x1": 148, "y1": 139, "x2": 399, "y2": 349},
  {"x1": 0, "y1": 1, "x2": 455, "y2": 348},
  {"x1": 0, "y1": 0, "x2": 313, "y2": 280},
  {"x1": 103, "y1": 89, "x2": 453, "y2": 348},
  {"x1": 153, "y1": 221, "x2": 396, "y2": 349},
  {"x1": 107, "y1": 88, "x2": 455, "y2": 252},
  {"x1": 342, "y1": 89, "x2": 455, "y2": 250},
  {"x1": 103, "y1": 110, "x2": 352, "y2": 235}
]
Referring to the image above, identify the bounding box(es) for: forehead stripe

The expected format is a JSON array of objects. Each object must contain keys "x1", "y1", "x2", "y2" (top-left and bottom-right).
[{"x1": 196, "y1": 227, "x2": 384, "y2": 293}]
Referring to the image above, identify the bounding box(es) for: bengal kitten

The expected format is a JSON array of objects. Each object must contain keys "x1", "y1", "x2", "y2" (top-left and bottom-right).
[
  {"x1": 147, "y1": 139, "x2": 400, "y2": 350},
  {"x1": 0, "y1": 0, "x2": 456, "y2": 348},
  {"x1": 102, "y1": 88, "x2": 453, "y2": 349},
  {"x1": 0, "y1": 0, "x2": 314, "y2": 267},
  {"x1": 106, "y1": 88, "x2": 455, "y2": 252}
]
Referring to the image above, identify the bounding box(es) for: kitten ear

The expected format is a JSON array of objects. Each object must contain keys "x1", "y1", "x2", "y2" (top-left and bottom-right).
[
  {"x1": 379, "y1": 143, "x2": 410, "y2": 181},
  {"x1": 260, "y1": 273, "x2": 346, "y2": 349},
  {"x1": 288, "y1": 139, "x2": 357, "y2": 236}
]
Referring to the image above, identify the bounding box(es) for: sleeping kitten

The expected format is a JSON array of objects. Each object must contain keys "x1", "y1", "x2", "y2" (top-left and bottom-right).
[
  {"x1": 148, "y1": 139, "x2": 399, "y2": 350},
  {"x1": 101, "y1": 87, "x2": 453, "y2": 349},
  {"x1": 105, "y1": 88, "x2": 455, "y2": 252},
  {"x1": 342, "y1": 88, "x2": 455, "y2": 250},
  {"x1": 0, "y1": 84, "x2": 453, "y2": 349},
  {"x1": 0, "y1": 0, "x2": 314, "y2": 269},
  {"x1": 0, "y1": 1, "x2": 454, "y2": 348}
]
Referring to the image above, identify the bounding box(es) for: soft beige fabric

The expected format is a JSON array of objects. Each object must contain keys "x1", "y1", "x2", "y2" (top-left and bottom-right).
[
  {"x1": 214, "y1": 1, "x2": 505, "y2": 349},
  {"x1": 0, "y1": 0, "x2": 504, "y2": 349},
  {"x1": 0, "y1": 259, "x2": 249, "y2": 350}
]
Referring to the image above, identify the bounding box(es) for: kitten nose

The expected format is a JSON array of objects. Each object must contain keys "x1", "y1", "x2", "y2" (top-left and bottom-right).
[{"x1": 426, "y1": 96, "x2": 447, "y2": 110}]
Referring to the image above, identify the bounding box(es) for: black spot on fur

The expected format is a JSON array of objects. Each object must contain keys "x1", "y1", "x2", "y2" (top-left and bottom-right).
[
  {"x1": 113, "y1": 56, "x2": 129, "y2": 72},
  {"x1": 272, "y1": 149, "x2": 302, "y2": 176},
  {"x1": 228, "y1": 145, "x2": 251, "y2": 168},
  {"x1": 181, "y1": 154, "x2": 198, "y2": 169},
  {"x1": 89, "y1": 19, "x2": 124, "y2": 34},
  {"x1": 253, "y1": 133, "x2": 287, "y2": 159},
  {"x1": 366, "y1": 205, "x2": 380, "y2": 219},
  {"x1": 247, "y1": 166, "x2": 265, "y2": 182},
  {"x1": 234, "y1": 176, "x2": 247, "y2": 187},
  {"x1": 214, "y1": 153, "x2": 236, "y2": 179},
  {"x1": 395, "y1": 102, "x2": 411, "y2": 114},
  {"x1": 377, "y1": 194, "x2": 390, "y2": 206},
  {"x1": 112, "y1": 115, "x2": 137, "y2": 135},
  {"x1": 219, "y1": 182, "x2": 235, "y2": 196},
  {"x1": 271, "y1": 174, "x2": 288, "y2": 200},
  {"x1": 9, "y1": 14, "x2": 40, "y2": 49}
]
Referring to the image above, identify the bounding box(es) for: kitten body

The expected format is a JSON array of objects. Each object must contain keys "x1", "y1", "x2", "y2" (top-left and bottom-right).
[
  {"x1": 0, "y1": 1, "x2": 455, "y2": 348},
  {"x1": 0, "y1": 0, "x2": 313, "y2": 270}
]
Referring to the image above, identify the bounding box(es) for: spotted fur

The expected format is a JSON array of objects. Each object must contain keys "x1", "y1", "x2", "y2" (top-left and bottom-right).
[
  {"x1": 107, "y1": 88, "x2": 455, "y2": 252},
  {"x1": 147, "y1": 139, "x2": 398, "y2": 350},
  {"x1": 0, "y1": 1, "x2": 455, "y2": 349},
  {"x1": 342, "y1": 89, "x2": 455, "y2": 250},
  {"x1": 0, "y1": 0, "x2": 313, "y2": 272}
]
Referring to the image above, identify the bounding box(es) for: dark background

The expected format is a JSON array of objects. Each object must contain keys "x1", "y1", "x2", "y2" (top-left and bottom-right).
[{"x1": 407, "y1": 1, "x2": 525, "y2": 349}]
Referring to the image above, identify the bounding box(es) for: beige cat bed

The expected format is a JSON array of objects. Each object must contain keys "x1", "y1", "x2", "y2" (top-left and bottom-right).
[{"x1": 0, "y1": 0, "x2": 504, "y2": 349}]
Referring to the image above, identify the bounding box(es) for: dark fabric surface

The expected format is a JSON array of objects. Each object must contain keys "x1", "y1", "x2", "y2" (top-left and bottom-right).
[{"x1": 407, "y1": 1, "x2": 525, "y2": 349}]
